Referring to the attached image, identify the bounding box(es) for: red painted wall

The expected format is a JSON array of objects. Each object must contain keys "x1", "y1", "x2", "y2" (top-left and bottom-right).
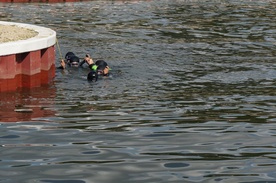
[{"x1": 0, "y1": 45, "x2": 56, "y2": 92}]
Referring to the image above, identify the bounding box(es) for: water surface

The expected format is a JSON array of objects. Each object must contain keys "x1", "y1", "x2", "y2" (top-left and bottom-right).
[{"x1": 0, "y1": 0, "x2": 276, "y2": 182}]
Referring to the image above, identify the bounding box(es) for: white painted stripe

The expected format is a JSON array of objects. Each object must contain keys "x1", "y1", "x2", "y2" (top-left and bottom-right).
[{"x1": 0, "y1": 21, "x2": 56, "y2": 56}]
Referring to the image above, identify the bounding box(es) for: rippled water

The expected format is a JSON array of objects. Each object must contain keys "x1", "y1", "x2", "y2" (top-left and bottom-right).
[{"x1": 0, "y1": 0, "x2": 276, "y2": 182}]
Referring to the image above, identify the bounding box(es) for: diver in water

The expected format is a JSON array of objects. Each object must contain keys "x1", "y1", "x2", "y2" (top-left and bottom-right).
[
  {"x1": 57, "y1": 52, "x2": 80, "y2": 69},
  {"x1": 80, "y1": 54, "x2": 111, "y2": 76},
  {"x1": 57, "y1": 52, "x2": 110, "y2": 81}
]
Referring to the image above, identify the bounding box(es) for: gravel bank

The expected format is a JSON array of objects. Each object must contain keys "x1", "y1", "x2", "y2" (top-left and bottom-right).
[{"x1": 0, "y1": 25, "x2": 38, "y2": 43}]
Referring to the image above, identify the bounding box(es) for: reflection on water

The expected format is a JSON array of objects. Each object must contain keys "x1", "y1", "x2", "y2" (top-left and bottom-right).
[
  {"x1": 0, "y1": 85, "x2": 56, "y2": 122},
  {"x1": 0, "y1": 0, "x2": 276, "y2": 182}
]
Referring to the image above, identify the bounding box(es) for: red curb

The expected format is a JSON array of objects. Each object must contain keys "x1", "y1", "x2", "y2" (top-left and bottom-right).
[{"x1": 0, "y1": 22, "x2": 56, "y2": 92}]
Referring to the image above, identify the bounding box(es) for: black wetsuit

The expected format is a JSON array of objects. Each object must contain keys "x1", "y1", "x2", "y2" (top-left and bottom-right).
[
  {"x1": 79, "y1": 59, "x2": 109, "y2": 76},
  {"x1": 57, "y1": 52, "x2": 80, "y2": 69},
  {"x1": 95, "y1": 60, "x2": 109, "y2": 76},
  {"x1": 95, "y1": 60, "x2": 108, "y2": 68},
  {"x1": 65, "y1": 52, "x2": 80, "y2": 66},
  {"x1": 87, "y1": 70, "x2": 98, "y2": 82}
]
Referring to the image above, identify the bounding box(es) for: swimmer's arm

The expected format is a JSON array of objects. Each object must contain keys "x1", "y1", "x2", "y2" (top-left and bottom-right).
[
  {"x1": 84, "y1": 54, "x2": 94, "y2": 65},
  {"x1": 79, "y1": 60, "x2": 86, "y2": 67},
  {"x1": 57, "y1": 59, "x2": 66, "y2": 69},
  {"x1": 57, "y1": 66, "x2": 65, "y2": 69},
  {"x1": 86, "y1": 58, "x2": 94, "y2": 65}
]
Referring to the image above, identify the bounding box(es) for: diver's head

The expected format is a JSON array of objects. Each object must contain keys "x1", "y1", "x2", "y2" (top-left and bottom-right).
[
  {"x1": 68, "y1": 56, "x2": 80, "y2": 67},
  {"x1": 97, "y1": 65, "x2": 109, "y2": 76},
  {"x1": 65, "y1": 52, "x2": 75, "y2": 60},
  {"x1": 87, "y1": 71, "x2": 98, "y2": 82}
]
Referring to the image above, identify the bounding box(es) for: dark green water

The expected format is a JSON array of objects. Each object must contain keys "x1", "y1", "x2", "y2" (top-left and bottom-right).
[{"x1": 0, "y1": 1, "x2": 276, "y2": 182}]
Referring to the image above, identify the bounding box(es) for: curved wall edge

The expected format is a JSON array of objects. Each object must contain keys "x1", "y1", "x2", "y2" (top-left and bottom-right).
[
  {"x1": 0, "y1": 21, "x2": 56, "y2": 92},
  {"x1": 0, "y1": 21, "x2": 56, "y2": 56}
]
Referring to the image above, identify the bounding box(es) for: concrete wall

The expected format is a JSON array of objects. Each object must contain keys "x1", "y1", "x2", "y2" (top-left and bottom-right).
[{"x1": 0, "y1": 21, "x2": 56, "y2": 92}]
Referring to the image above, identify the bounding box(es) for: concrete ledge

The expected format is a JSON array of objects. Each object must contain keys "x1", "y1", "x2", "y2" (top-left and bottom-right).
[
  {"x1": 0, "y1": 21, "x2": 56, "y2": 92},
  {"x1": 0, "y1": 21, "x2": 56, "y2": 56}
]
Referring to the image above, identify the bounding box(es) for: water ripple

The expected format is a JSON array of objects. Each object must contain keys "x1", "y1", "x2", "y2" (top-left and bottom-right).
[{"x1": 0, "y1": 1, "x2": 276, "y2": 182}]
